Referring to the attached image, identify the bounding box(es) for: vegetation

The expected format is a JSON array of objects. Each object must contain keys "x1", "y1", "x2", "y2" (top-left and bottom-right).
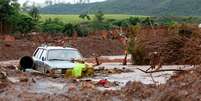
[
  {"x1": 128, "y1": 24, "x2": 201, "y2": 65},
  {"x1": 0, "y1": 0, "x2": 20, "y2": 34},
  {"x1": 128, "y1": 25, "x2": 148, "y2": 65},
  {"x1": 1, "y1": 0, "x2": 201, "y2": 65},
  {"x1": 0, "y1": 0, "x2": 40, "y2": 34},
  {"x1": 40, "y1": 0, "x2": 201, "y2": 16},
  {"x1": 1, "y1": 0, "x2": 201, "y2": 38},
  {"x1": 42, "y1": 18, "x2": 65, "y2": 33},
  {"x1": 40, "y1": 14, "x2": 138, "y2": 23}
]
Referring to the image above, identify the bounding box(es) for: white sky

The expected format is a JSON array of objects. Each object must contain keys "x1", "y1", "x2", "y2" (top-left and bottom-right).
[{"x1": 18, "y1": 0, "x2": 106, "y2": 4}]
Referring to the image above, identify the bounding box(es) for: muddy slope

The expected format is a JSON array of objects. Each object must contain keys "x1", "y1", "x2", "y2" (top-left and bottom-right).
[{"x1": 0, "y1": 35, "x2": 124, "y2": 61}]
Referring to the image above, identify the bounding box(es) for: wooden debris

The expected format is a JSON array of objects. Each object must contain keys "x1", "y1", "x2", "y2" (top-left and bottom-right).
[{"x1": 137, "y1": 68, "x2": 186, "y2": 73}]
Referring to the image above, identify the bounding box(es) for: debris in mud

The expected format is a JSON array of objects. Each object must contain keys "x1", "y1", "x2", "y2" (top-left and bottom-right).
[
  {"x1": 19, "y1": 76, "x2": 29, "y2": 82},
  {"x1": 137, "y1": 68, "x2": 186, "y2": 73},
  {"x1": 80, "y1": 80, "x2": 96, "y2": 89},
  {"x1": 95, "y1": 67, "x2": 133, "y2": 76},
  {"x1": 97, "y1": 79, "x2": 108, "y2": 87}
]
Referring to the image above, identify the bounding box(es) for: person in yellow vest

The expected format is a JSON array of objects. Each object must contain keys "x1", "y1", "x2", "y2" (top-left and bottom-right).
[{"x1": 65, "y1": 60, "x2": 94, "y2": 78}]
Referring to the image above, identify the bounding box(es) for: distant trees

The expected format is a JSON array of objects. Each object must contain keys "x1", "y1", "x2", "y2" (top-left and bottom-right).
[
  {"x1": 0, "y1": 0, "x2": 198, "y2": 37},
  {"x1": 44, "y1": 0, "x2": 91, "y2": 5},
  {"x1": 75, "y1": 0, "x2": 90, "y2": 4},
  {"x1": 28, "y1": 5, "x2": 40, "y2": 21}
]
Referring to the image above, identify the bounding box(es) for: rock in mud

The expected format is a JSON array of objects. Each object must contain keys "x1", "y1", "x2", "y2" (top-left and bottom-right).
[
  {"x1": 0, "y1": 71, "x2": 7, "y2": 80},
  {"x1": 19, "y1": 77, "x2": 28, "y2": 82},
  {"x1": 80, "y1": 81, "x2": 95, "y2": 89}
]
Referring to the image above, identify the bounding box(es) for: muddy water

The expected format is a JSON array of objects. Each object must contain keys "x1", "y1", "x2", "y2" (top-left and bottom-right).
[
  {"x1": 29, "y1": 80, "x2": 68, "y2": 94},
  {"x1": 0, "y1": 59, "x2": 193, "y2": 93},
  {"x1": 0, "y1": 60, "x2": 18, "y2": 67},
  {"x1": 90, "y1": 63, "x2": 193, "y2": 86}
]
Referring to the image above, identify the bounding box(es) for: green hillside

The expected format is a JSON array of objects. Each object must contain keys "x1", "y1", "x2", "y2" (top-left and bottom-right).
[{"x1": 40, "y1": 0, "x2": 201, "y2": 16}]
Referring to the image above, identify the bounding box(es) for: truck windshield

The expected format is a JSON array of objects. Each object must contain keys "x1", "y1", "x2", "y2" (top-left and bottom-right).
[{"x1": 47, "y1": 49, "x2": 82, "y2": 61}]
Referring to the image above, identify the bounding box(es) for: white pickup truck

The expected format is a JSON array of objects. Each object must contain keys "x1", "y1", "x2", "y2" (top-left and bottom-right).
[{"x1": 19, "y1": 46, "x2": 83, "y2": 74}]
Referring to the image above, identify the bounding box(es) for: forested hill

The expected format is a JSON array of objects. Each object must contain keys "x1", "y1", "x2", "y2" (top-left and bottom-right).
[{"x1": 40, "y1": 0, "x2": 201, "y2": 16}]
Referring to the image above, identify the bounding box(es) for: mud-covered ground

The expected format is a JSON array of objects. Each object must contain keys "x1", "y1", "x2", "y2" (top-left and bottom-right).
[
  {"x1": 0, "y1": 31, "x2": 201, "y2": 101},
  {"x1": 0, "y1": 60, "x2": 198, "y2": 101},
  {"x1": 0, "y1": 34, "x2": 124, "y2": 61}
]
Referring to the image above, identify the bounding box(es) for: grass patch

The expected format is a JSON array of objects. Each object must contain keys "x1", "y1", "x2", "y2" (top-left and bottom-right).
[{"x1": 40, "y1": 14, "x2": 147, "y2": 24}]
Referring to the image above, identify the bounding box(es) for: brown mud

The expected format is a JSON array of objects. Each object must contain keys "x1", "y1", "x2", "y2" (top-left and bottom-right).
[{"x1": 0, "y1": 64, "x2": 198, "y2": 101}]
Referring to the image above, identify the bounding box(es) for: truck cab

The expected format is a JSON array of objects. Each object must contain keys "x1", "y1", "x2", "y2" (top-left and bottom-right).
[{"x1": 32, "y1": 46, "x2": 83, "y2": 74}]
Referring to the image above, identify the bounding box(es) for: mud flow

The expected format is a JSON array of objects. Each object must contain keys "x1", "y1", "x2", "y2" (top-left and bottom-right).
[{"x1": 0, "y1": 59, "x2": 195, "y2": 101}]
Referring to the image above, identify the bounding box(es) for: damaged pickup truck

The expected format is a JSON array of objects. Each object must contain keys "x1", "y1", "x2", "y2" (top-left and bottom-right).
[{"x1": 19, "y1": 46, "x2": 83, "y2": 74}]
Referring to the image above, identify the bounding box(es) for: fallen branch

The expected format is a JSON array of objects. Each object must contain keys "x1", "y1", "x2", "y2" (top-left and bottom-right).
[
  {"x1": 149, "y1": 73, "x2": 158, "y2": 84},
  {"x1": 137, "y1": 68, "x2": 186, "y2": 73}
]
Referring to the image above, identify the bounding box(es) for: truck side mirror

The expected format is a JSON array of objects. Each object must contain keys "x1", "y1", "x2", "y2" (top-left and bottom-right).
[{"x1": 42, "y1": 57, "x2": 46, "y2": 61}]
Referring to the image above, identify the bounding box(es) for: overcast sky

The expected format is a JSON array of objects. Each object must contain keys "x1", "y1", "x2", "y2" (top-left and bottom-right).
[{"x1": 18, "y1": 0, "x2": 106, "y2": 4}]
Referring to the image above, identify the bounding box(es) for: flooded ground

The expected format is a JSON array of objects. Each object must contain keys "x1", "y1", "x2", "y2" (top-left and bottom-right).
[
  {"x1": 0, "y1": 59, "x2": 192, "y2": 87},
  {"x1": 85, "y1": 63, "x2": 193, "y2": 90},
  {"x1": 0, "y1": 56, "x2": 195, "y2": 101}
]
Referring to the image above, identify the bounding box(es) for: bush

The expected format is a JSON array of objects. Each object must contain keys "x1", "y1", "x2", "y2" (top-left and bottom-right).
[
  {"x1": 112, "y1": 19, "x2": 130, "y2": 28},
  {"x1": 112, "y1": 17, "x2": 141, "y2": 28},
  {"x1": 42, "y1": 18, "x2": 64, "y2": 33},
  {"x1": 141, "y1": 17, "x2": 155, "y2": 26},
  {"x1": 91, "y1": 21, "x2": 114, "y2": 31},
  {"x1": 63, "y1": 23, "x2": 89, "y2": 37},
  {"x1": 128, "y1": 17, "x2": 141, "y2": 25},
  {"x1": 44, "y1": 23, "x2": 64, "y2": 33},
  {"x1": 130, "y1": 44, "x2": 147, "y2": 65},
  {"x1": 128, "y1": 25, "x2": 149, "y2": 65},
  {"x1": 63, "y1": 23, "x2": 74, "y2": 36},
  {"x1": 157, "y1": 17, "x2": 177, "y2": 26},
  {"x1": 74, "y1": 24, "x2": 88, "y2": 37}
]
